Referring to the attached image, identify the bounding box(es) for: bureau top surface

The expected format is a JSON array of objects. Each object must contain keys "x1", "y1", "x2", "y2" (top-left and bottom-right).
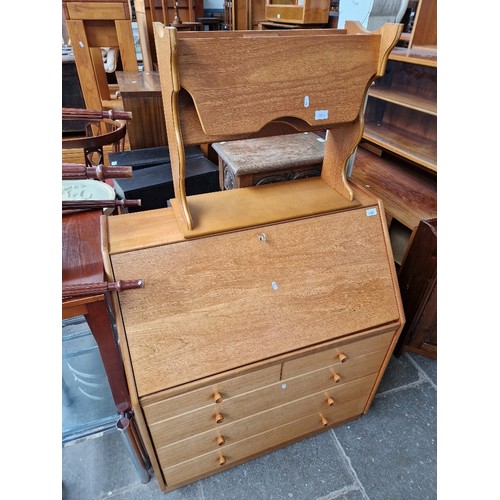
[{"x1": 111, "y1": 207, "x2": 401, "y2": 397}]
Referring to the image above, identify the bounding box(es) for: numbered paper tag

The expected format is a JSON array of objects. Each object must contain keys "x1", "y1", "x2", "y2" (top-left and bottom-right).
[{"x1": 315, "y1": 110, "x2": 329, "y2": 120}]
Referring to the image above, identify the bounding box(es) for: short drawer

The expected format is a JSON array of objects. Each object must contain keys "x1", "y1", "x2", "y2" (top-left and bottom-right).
[
  {"x1": 156, "y1": 373, "x2": 377, "y2": 468},
  {"x1": 162, "y1": 395, "x2": 368, "y2": 487},
  {"x1": 142, "y1": 363, "x2": 281, "y2": 424},
  {"x1": 282, "y1": 329, "x2": 395, "y2": 379}
]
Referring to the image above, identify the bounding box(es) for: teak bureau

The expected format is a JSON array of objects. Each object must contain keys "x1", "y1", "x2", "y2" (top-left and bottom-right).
[{"x1": 102, "y1": 23, "x2": 405, "y2": 492}]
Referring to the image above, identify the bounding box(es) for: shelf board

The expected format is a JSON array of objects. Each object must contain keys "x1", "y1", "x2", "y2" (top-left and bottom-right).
[
  {"x1": 363, "y1": 121, "x2": 436, "y2": 173},
  {"x1": 368, "y1": 88, "x2": 436, "y2": 116},
  {"x1": 389, "y1": 46, "x2": 437, "y2": 68},
  {"x1": 350, "y1": 147, "x2": 436, "y2": 230}
]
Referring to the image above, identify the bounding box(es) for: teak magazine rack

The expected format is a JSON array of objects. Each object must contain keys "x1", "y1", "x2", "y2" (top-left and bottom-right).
[{"x1": 102, "y1": 22, "x2": 405, "y2": 492}]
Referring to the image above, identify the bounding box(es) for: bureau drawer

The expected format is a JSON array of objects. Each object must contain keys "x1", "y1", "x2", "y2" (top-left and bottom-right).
[
  {"x1": 142, "y1": 364, "x2": 281, "y2": 424},
  {"x1": 162, "y1": 395, "x2": 368, "y2": 487},
  {"x1": 149, "y1": 346, "x2": 385, "y2": 450},
  {"x1": 282, "y1": 329, "x2": 395, "y2": 379},
  {"x1": 156, "y1": 373, "x2": 377, "y2": 468}
]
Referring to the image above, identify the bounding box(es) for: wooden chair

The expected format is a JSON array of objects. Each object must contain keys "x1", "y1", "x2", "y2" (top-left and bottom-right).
[
  {"x1": 153, "y1": 21, "x2": 403, "y2": 238},
  {"x1": 135, "y1": 0, "x2": 204, "y2": 71},
  {"x1": 62, "y1": 108, "x2": 132, "y2": 167},
  {"x1": 63, "y1": 0, "x2": 138, "y2": 110}
]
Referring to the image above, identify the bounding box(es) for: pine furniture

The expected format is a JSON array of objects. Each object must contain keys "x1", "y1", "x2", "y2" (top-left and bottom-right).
[
  {"x1": 102, "y1": 22, "x2": 405, "y2": 492},
  {"x1": 62, "y1": 0, "x2": 138, "y2": 111}
]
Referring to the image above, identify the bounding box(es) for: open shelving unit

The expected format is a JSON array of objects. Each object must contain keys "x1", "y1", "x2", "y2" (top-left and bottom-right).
[
  {"x1": 363, "y1": 47, "x2": 437, "y2": 174},
  {"x1": 351, "y1": 0, "x2": 437, "y2": 358}
]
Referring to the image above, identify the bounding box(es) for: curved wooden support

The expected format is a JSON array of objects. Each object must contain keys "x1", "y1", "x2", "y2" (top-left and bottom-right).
[
  {"x1": 344, "y1": 21, "x2": 403, "y2": 77},
  {"x1": 321, "y1": 116, "x2": 365, "y2": 201},
  {"x1": 154, "y1": 23, "x2": 193, "y2": 230},
  {"x1": 62, "y1": 119, "x2": 128, "y2": 151}
]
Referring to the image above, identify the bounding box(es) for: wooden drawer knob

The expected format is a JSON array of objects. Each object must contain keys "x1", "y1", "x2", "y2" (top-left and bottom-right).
[
  {"x1": 320, "y1": 413, "x2": 329, "y2": 427},
  {"x1": 215, "y1": 412, "x2": 224, "y2": 424},
  {"x1": 217, "y1": 434, "x2": 225, "y2": 446},
  {"x1": 326, "y1": 397, "x2": 335, "y2": 407},
  {"x1": 213, "y1": 391, "x2": 223, "y2": 404},
  {"x1": 332, "y1": 372, "x2": 341, "y2": 383},
  {"x1": 337, "y1": 352, "x2": 347, "y2": 363},
  {"x1": 219, "y1": 453, "x2": 226, "y2": 466}
]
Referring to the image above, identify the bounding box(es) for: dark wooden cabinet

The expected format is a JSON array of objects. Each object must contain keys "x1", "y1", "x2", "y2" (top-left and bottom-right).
[{"x1": 394, "y1": 218, "x2": 437, "y2": 358}]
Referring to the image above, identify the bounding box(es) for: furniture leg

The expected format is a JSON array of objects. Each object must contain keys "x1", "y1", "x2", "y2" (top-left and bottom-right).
[
  {"x1": 84, "y1": 298, "x2": 131, "y2": 413},
  {"x1": 117, "y1": 413, "x2": 151, "y2": 483}
]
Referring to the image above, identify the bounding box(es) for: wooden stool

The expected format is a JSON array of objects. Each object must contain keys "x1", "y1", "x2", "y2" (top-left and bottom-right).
[{"x1": 212, "y1": 132, "x2": 326, "y2": 190}]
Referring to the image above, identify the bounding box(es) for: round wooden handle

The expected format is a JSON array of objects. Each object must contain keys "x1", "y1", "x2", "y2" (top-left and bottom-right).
[
  {"x1": 337, "y1": 352, "x2": 347, "y2": 363},
  {"x1": 327, "y1": 397, "x2": 335, "y2": 406},
  {"x1": 215, "y1": 412, "x2": 224, "y2": 423},
  {"x1": 332, "y1": 372, "x2": 341, "y2": 383},
  {"x1": 219, "y1": 454, "x2": 226, "y2": 466},
  {"x1": 320, "y1": 414, "x2": 329, "y2": 426},
  {"x1": 213, "y1": 391, "x2": 223, "y2": 404},
  {"x1": 217, "y1": 434, "x2": 225, "y2": 446}
]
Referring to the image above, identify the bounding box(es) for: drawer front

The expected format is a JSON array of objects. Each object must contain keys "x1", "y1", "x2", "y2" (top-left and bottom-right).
[
  {"x1": 156, "y1": 373, "x2": 377, "y2": 468},
  {"x1": 148, "y1": 347, "x2": 386, "y2": 449},
  {"x1": 162, "y1": 395, "x2": 368, "y2": 487},
  {"x1": 142, "y1": 364, "x2": 281, "y2": 424},
  {"x1": 282, "y1": 329, "x2": 395, "y2": 379}
]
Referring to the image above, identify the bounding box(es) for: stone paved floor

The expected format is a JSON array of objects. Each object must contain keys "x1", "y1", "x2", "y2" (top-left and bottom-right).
[{"x1": 62, "y1": 352, "x2": 437, "y2": 500}]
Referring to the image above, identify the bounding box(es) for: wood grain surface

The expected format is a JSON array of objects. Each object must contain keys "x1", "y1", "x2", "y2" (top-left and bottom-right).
[{"x1": 111, "y1": 207, "x2": 400, "y2": 396}]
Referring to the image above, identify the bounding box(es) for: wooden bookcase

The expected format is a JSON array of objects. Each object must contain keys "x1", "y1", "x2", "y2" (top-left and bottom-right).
[
  {"x1": 363, "y1": 47, "x2": 437, "y2": 174},
  {"x1": 352, "y1": 45, "x2": 437, "y2": 359}
]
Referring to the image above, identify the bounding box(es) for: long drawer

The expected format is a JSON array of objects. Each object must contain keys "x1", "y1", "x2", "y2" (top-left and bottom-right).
[
  {"x1": 147, "y1": 347, "x2": 387, "y2": 448},
  {"x1": 156, "y1": 373, "x2": 377, "y2": 469},
  {"x1": 142, "y1": 364, "x2": 281, "y2": 423},
  {"x1": 162, "y1": 395, "x2": 369, "y2": 487}
]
